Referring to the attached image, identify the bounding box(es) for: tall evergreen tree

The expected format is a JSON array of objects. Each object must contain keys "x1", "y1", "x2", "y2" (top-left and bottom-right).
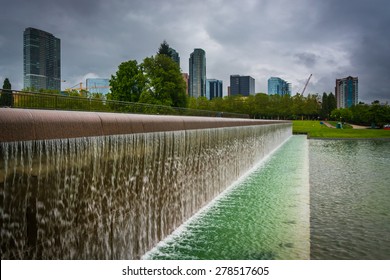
[
  {"x1": 320, "y1": 92, "x2": 329, "y2": 119},
  {"x1": 320, "y1": 92, "x2": 337, "y2": 120},
  {"x1": 328, "y1": 92, "x2": 337, "y2": 113},
  {"x1": 157, "y1": 40, "x2": 171, "y2": 57},
  {"x1": 1, "y1": 78, "x2": 13, "y2": 107},
  {"x1": 3, "y1": 78, "x2": 11, "y2": 90}
]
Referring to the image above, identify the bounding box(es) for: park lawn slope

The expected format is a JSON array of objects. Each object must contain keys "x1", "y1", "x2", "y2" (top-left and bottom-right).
[{"x1": 292, "y1": 120, "x2": 390, "y2": 139}]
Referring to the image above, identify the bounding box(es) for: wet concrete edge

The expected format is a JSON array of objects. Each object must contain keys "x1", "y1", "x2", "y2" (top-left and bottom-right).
[{"x1": 0, "y1": 108, "x2": 291, "y2": 142}]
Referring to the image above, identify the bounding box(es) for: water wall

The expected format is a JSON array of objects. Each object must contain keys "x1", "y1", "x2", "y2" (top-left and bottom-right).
[{"x1": 0, "y1": 109, "x2": 291, "y2": 259}]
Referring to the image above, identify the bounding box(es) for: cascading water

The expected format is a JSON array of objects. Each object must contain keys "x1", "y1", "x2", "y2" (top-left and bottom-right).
[
  {"x1": 143, "y1": 135, "x2": 310, "y2": 260},
  {"x1": 0, "y1": 123, "x2": 291, "y2": 259}
]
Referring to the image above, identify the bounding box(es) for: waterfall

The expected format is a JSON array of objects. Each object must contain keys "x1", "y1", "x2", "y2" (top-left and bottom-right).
[{"x1": 0, "y1": 123, "x2": 291, "y2": 259}]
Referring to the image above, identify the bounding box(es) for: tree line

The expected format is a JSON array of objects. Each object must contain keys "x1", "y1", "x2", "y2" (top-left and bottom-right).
[
  {"x1": 187, "y1": 93, "x2": 390, "y2": 126},
  {"x1": 331, "y1": 102, "x2": 390, "y2": 127},
  {"x1": 188, "y1": 93, "x2": 325, "y2": 120}
]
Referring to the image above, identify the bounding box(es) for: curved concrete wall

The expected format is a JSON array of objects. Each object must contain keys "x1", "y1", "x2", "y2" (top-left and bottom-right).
[{"x1": 0, "y1": 108, "x2": 290, "y2": 142}]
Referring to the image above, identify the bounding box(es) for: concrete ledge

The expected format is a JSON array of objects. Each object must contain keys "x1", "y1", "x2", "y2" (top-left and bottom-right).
[{"x1": 0, "y1": 108, "x2": 291, "y2": 142}]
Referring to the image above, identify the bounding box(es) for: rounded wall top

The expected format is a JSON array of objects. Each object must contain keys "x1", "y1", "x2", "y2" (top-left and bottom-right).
[{"x1": 0, "y1": 108, "x2": 290, "y2": 142}]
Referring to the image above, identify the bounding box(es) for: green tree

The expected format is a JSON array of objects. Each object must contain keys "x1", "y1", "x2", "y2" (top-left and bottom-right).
[
  {"x1": 3, "y1": 78, "x2": 11, "y2": 90},
  {"x1": 158, "y1": 40, "x2": 171, "y2": 57},
  {"x1": 320, "y1": 92, "x2": 329, "y2": 119},
  {"x1": 350, "y1": 104, "x2": 370, "y2": 125},
  {"x1": 305, "y1": 94, "x2": 320, "y2": 119},
  {"x1": 209, "y1": 97, "x2": 224, "y2": 113},
  {"x1": 187, "y1": 96, "x2": 210, "y2": 110},
  {"x1": 1, "y1": 78, "x2": 13, "y2": 107},
  {"x1": 280, "y1": 94, "x2": 292, "y2": 119},
  {"x1": 292, "y1": 93, "x2": 305, "y2": 119},
  {"x1": 369, "y1": 103, "x2": 388, "y2": 127},
  {"x1": 321, "y1": 92, "x2": 337, "y2": 119},
  {"x1": 328, "y1": 92, "x2": 337, "y2": 113},
  {"x1": 331, "y1": 108, "x2": 352, "y2": 122},
  {"x1": 253, "y1": 93, "x2": 269, "y2": 118},
  {"x1": 108, "y1": 60, "x2": 145, "y2": 103},
  {"x1": 39, "y1": 88, "x2": 61, "y2": 94},
  {"x1": 268, "y1": 94, "x2": 282, "y2": 119},
  {"x1": 140, "y1": 54, "x2": 187, "y2": 107}
]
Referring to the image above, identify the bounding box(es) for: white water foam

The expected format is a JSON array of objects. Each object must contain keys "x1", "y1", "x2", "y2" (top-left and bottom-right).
[{"x1": 141, "y1": 135, "x2": 292, "y2": 259}]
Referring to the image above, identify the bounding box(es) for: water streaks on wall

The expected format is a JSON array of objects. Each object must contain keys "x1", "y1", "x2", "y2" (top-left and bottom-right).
[{"x1": 0, "y1": 110, "x2": 291, "y2": 259}]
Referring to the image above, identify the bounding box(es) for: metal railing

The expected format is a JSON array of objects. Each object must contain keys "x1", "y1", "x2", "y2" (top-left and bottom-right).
[{"x1": 0, "y1": 89, "x2": 249, "y2": 119}]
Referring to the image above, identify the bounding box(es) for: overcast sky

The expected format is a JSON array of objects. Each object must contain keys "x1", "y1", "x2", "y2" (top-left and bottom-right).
[{"x1": 1, "y1": 0, "x2": 389, "y2": 103}]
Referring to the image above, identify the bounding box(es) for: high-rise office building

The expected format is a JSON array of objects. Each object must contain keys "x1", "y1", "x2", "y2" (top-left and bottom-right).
[
  {"x1": 268, "y1": 77, "x2": 291, "y2": 95},
  {"x1": 169, "y1": 47, "x2": 180, "y2": 67},
  {"x1": 206, "y1": 79, "x2": 223, "y2": 100},
  {"x1": 229, "y1": 75, "x2": 255, "y2": 96},
  {"x1": 23, "y1": 27, "x2": 61, "y2": 91},
  {"x1": 189, "y1": 49, "x2": 206, "y2": 98},
  {"x1": 335, "y1": 76, "x2": 358, "y2": 108}
]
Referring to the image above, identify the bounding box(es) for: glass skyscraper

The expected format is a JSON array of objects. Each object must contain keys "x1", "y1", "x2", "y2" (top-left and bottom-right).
[
  {"x1": 268, "y1": 77, "x2": 291, "y2": 96},
  {"x1": 23, "y1": 27, "x2": 61, "y2": 91},
  {"x1": 206, "y1": 79, "x2": 223, "y2": 100},
  {"x1": 229, "y1": 75, "x2": 255, "y2": 96},
  {"x1": 335, "y1": 76, "x2": 358, "y2": 108},
  {"x1": 169, "y1": 47, "x2": 180, "y2": 67},
  {"x1": 189, "y1": 49, "x2": 206, "y2": 98}
]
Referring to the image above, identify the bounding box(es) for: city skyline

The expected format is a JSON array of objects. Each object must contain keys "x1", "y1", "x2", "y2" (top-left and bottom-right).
[{"x1": 1, "y1": 0, "x2": 390, "y2": 103}]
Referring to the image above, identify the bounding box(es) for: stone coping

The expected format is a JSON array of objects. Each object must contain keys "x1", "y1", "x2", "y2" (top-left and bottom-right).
[{"x1": 0, "y1": 108, "x2": 290, "y2": 142}]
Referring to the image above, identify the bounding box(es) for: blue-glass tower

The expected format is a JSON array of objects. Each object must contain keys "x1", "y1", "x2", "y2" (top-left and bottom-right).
[
  {"x1": 335, "y1": 76, "x2": 358, "y2": 108},
  {"x1": 268, "y1": 77, "x2": 291, "y2": 96},
  {"x1": 206, "y1": 79, "x2": 223, "y2": 100}
]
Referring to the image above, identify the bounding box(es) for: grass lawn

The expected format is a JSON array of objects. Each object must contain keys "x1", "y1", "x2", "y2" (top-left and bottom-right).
[{"x1": 292, "y1": 120, "x2": 390, "y2": 139}]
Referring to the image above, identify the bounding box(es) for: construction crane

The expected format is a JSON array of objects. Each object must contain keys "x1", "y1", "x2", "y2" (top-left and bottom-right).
[
  {"x1": 65, "y1": 82, "x2": 85, "y2": 92},
  {"x1": 87, "y1": 84, "x2": 111, "y2": 92},
  {"x1": 300, "y1": 74, "x2": 312, "y2": 95}
]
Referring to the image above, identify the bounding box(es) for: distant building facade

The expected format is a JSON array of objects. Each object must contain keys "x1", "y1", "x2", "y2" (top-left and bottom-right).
[
  {"x1": 23, "y1": 27, "x2": 61, "y2": 91},
  {"x1": 230, "y1": 75, "x2": 255, "y2": 96},
  {"x1": 169, "y1": 47, "x2": 180, "y2": 67},
  {"x1": 335, "y1": 76, "x2": 358, "y2": 108},
  {"x1": 189, "y1": 48, "x2": 206, "y2": 98},
  {"x1": 86, "y1": 78, "x2": 110, "y2": 96},
  {"x1": 206, "y1": 79, "x2": 223, "y2": 100},
  {"x1": 268, "y1": 77, "x2": 291, "y2": 95}
]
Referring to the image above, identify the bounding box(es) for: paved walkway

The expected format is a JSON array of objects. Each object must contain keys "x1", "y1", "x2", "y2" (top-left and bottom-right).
[
  {"x1": 350, "y1": 124, "x2": 369, "y2": 129},
  {"x1": 323, "y1": 121, "x2": 369, "y2": 129},
  {"x1": 323, "y1": 121, "x2": 335, "y2": 128}
]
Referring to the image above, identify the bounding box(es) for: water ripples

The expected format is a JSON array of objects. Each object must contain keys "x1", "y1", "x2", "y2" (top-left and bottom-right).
[{"x1": 310, "y1": 139, "x2": 390, "y2": 260}]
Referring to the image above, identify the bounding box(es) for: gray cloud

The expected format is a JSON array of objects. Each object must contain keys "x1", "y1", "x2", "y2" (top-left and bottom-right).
[
  {"x1": 294, "y1": 52, "x2": 319, "y2": 68},
  {"x1": 0, "y1": 0, "x2": 389, "y2": 103}
]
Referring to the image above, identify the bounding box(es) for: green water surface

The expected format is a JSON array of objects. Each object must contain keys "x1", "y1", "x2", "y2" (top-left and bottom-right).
[{"x1": 144, "y1": 136, "x2": 310, "y2": 260}]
